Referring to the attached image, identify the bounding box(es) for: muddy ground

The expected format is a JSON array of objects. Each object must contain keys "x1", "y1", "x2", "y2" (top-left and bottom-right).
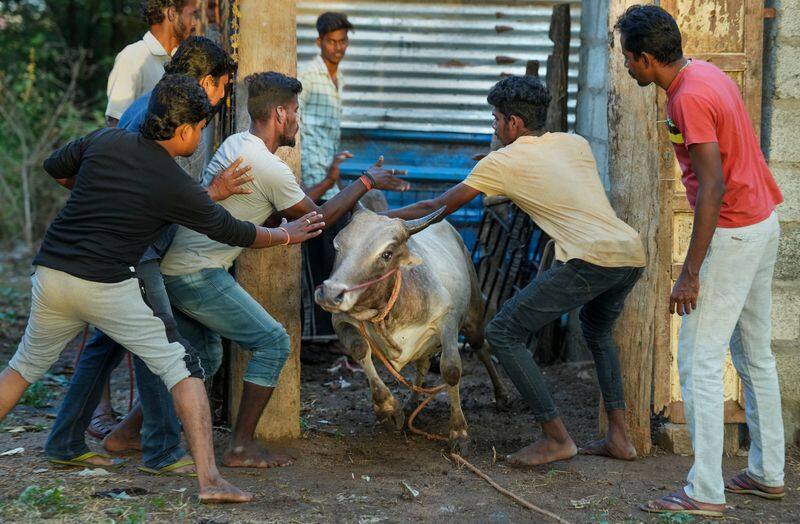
[{"x1": 0, "y1": 254, "x2": 798, "y2": 523}]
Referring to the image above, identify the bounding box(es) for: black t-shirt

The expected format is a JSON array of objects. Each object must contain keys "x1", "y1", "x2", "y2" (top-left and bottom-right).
[{"x1": 34, "y1": 128, "x2": 256, "y2": 283}]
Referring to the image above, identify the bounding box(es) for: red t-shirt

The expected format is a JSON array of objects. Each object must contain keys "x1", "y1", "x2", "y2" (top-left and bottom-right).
[{"x1": 666, "y1": 60, "x2": 783, "y2": 228}]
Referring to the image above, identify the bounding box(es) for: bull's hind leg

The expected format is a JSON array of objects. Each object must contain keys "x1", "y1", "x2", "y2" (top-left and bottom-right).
[
  {"x1": 474, "y1": 343, "x2": 511, "y2": 412},
  {"x1": 463, "y1": 317, "x2": 510, "y2": 412},
  {"x1": 439, "y1": 321, "x2": 469, "y2": 453},
  {"x1": 334, "y1": 320, "x2": 404, "y2": 431}
]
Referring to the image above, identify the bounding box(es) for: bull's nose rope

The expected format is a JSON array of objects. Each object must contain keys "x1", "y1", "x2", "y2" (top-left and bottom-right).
[{"x1": 353, "y1": 269, "x2": 449, "y2": 442}]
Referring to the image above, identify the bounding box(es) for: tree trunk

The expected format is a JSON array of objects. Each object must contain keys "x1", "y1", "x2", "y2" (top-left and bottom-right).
[
  {"x1": 604, "y1": 0, "x2": 660, "y2": 456},
  {"x1": 229, "y1": 0, "x2": 302, "y2": 441}
]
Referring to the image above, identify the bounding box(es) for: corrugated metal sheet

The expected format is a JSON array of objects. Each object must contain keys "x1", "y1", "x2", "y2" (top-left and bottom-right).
[{"x1": 298, "y1": 1, "x2": 581, "y2": 135}]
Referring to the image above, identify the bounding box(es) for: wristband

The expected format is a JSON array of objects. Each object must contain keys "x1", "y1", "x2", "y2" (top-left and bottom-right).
[
  {"x1": 279, "y1": 226, "x2": 291, "y2": 245},
  {"x1": 359, "y1": 174, "x2": 374, "y2": 191}
]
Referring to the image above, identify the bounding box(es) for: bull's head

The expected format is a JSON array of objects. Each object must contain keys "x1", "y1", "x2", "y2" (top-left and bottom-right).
[{"x1": 315, "y1": 206, "x2": 445, "y2": 313}]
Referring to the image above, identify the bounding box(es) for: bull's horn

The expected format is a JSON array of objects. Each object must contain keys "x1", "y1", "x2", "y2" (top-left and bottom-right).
[{"x1": 403, "y1": 206, "x2": 446, "y2": 235}]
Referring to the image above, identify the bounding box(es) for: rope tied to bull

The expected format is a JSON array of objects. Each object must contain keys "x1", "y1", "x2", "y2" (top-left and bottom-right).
[{"x1": 347, "y1": 268, "x2": 450, "y2": 442}]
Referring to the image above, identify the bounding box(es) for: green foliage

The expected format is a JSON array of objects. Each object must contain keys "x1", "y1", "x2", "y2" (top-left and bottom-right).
[
  {"x1": 125, "y1": 506, "x2": 148, "y2": 524},
  {"x1": 19, "y1": 381, "x2": 52, "y2": 408},
  {"x1": 16, "y1": 484, "x2": 77, "y2": 517},
  {"x1": 0, "y1": 1, "x2": 144, "y2": 247},
  {"x1": 658, "y1": 512, "x2": 696, "y2": 523},
  {"x1": 0, "y1": 1, "x2": 146, "y2": 107}
]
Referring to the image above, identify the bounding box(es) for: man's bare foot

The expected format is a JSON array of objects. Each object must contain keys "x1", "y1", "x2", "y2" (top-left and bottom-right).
[
  {"x1": 199, "y1": 476, "x2": 252, "y2": 504},
  {"x1": 222, "y1": 443, "x2": 294, "y2": 468},
  {"x1": 103, "y1": 423, "x2": 141, "y2": 453},
  {"x1": 579, "y1": 437, "x2": 637, "y2": 461},
  {"x1": 506, "y1": 437, "x2": 577, "y2": 467},
  {"x1": 81, "y1": 454, "x2": 121, "y2": 467}
]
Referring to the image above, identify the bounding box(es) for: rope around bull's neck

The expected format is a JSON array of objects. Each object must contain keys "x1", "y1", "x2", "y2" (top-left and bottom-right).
[{"x1": 352, "y1": 267, "x2": 449, "y2": 442}]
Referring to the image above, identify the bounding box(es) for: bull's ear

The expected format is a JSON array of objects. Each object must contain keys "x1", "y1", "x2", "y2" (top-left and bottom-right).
[
  {"x1": 352, "y1": 201, "x2": 374, "y2": 216},
  {"x1": 403, "y1": 206, "x2": 446, "y2": 236}
]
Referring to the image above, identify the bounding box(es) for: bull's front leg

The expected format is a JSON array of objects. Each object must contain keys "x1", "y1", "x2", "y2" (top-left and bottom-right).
[
  {"x1": 334, "y1": 320, "x2": 405, "y2": 431},
  {"x1": 438, "y1": 320, "x2": 469, "y2": 453}
]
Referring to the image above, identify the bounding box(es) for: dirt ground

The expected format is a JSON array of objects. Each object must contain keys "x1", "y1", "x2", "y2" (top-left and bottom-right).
[{"x1": 0, "y1": 254, "x2": 798, "y2": 523}]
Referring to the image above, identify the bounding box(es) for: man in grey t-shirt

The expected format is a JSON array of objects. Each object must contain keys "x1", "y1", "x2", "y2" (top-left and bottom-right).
[{"x1": 160, "y1": 71, "x2": 409, "y2": 468}]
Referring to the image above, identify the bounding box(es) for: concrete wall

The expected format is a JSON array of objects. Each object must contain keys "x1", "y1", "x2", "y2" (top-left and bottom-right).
[
  {"x1": 762, "y1": 0, "x2": 800, "y2": 445},
  {"x1": 575, "y1": 0, "x2": 610, "y2": 187}
]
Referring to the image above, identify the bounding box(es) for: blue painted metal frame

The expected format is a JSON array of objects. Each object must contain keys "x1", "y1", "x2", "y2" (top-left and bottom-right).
[{"x1": 340, "y1": 128, "x2": 493, "y2": 249}]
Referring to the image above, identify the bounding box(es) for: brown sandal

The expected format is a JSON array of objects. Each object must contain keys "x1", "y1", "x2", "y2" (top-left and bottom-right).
[
  {"x1": 726, "y1": 471, "x2": 785, "y2": 500},
  {"x1": 86, "y1": 411, "x2": 121, "y2": 440},
  {"x1": 640, "y1": 491, "x2": 725, "y2": 518}
]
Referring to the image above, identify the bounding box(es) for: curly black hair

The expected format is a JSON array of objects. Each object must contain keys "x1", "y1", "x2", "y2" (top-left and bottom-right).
[
  {"x1": 165, "y1": 36, "x2": 237, "y2": 82},
  {"x1": 614, "y1": 5, "x2": 683, "y2": 64},
  {"x1": 487, "y1": 75, "x2": 551, "y2": 131},
  {"x1": 141, "y1": 74, "x2": 210, "y2": 141},
  {"x1": 141, "y1": 0, "x2": 190, "y2": 26},
  {"x1": 316, "y1": 12, "x2": 354, "y2": 37},
  {"x1": 245, "y1": 72, "x2": 302, "y2": 122}
]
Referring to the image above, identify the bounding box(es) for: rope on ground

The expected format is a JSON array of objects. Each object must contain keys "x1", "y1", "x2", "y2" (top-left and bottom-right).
[{"x1": 449, "y1": 453, "x2": 572, "y2": 524}]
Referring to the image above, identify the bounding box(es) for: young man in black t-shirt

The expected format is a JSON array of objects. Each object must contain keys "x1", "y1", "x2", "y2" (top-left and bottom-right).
[{"x1": 0, "y1": 75, "x2": 323, "y2": 503}]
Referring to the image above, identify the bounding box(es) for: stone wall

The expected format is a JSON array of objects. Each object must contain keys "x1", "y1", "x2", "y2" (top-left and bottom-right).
[
  {"x1": 575, "y1": 0, "x2": 610, "y2": 187},
  {"x1": 763, "y1": 0, "x2": 800, "y2": 445}
]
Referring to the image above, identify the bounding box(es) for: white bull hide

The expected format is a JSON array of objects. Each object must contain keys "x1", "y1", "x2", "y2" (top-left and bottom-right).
[{"x1": 315, "y1": 206, "x2": 508, "y2": 450}]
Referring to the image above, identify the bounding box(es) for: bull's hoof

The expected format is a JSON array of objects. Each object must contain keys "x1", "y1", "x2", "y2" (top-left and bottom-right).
[
  {"x1": 494, "y1": 392, "x2": 511, "y2": 412},
  {"x1": 449, "y1": 429, "x2": 470, "y2": 455},
  {"x1": 377, "y1": 406, "x2": 406, "y2": 432}
]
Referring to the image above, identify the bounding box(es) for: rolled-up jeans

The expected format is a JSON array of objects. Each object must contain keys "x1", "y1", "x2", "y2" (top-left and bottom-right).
[
  {"x1": 44, "y1": 260, "x2": 188, "y2": 470},
  {"x1": 485, "y1": 259, "x2": 642, "y2": 422},
  {"x1": 678, "y1": 211, "x2": 784, "y2": 504},
  {"x1": 163, "y1": 268, "x2": 290, "y2": 388}
]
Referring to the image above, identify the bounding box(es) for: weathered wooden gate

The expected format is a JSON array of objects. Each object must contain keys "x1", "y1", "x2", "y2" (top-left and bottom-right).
[{"x1": 653, "y1": 0, "x2": 768, "y2": 426}]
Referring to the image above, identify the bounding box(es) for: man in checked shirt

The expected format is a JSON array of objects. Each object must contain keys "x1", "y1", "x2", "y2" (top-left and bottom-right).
[{"x1": 298, "y1": 12, "x2": 356, "y2": 338}]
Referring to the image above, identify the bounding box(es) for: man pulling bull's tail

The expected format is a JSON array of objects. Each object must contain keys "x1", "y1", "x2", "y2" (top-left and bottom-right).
[{"x1": 386, "y1": 75, "x2": 647, "y2": 466}]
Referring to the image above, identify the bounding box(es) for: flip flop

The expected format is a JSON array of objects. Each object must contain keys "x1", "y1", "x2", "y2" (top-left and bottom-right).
[
  {"x1": 726, "y1": 471, "x2": 785, "y2": 500},
  {"x1": 137, "y1": 458, "x2": 197, "y2": 478},
  {"x1": 48, "y1": 451, "x2": 125, "y2": 469},
  {"x1": 640, "y1": 491, "x2": 725, "y2": 518}
]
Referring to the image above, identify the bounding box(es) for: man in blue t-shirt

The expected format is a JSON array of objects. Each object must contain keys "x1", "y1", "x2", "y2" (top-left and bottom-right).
[{"x1": 45, "y1": 36, "x2": 249, "y2": 477}]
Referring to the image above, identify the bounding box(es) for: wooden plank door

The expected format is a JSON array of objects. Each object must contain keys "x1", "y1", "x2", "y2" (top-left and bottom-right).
[{"x1": 653, "y1": 0, "x2": 767, "y2": 423}]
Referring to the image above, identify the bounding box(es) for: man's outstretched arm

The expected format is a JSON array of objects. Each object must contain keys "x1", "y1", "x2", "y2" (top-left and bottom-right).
[{"x1": 385, "y1": 182, "x2": 481, "y2": 221}]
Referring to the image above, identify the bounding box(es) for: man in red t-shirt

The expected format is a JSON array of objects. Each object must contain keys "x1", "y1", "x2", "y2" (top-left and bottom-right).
[{"x1": 615, "y1": 5, "x2": 785, "y2": 517}]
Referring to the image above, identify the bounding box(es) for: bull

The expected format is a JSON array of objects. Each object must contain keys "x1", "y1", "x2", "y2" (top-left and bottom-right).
[{"x1": 315, "y1": 206, "x2": 509, "y2": 451}]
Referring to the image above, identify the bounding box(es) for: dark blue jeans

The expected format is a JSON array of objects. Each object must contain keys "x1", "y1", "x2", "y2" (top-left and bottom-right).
[
  {"x1": 486, "y1": 259, "x2": 643, "y2": 422},
  {"x1": 44, "y1": 260, "x2": 186, "y2": 469}
]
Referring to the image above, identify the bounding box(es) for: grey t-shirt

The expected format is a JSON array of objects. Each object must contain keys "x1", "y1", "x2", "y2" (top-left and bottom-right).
[{"x1": 160, "y1": 131, "x2": 306, "y2": 276}]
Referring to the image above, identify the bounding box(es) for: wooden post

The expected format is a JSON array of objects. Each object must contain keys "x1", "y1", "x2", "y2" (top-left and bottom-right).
[
  {"x1": 229, "y1": 0, "x2": 301, "y2": 440},
  {"x1": 604, "y1": 0, "x2": 660, "y2": 456},
  {"x1": 545, "y1": 4, "x2": 570, "y2": 133}
]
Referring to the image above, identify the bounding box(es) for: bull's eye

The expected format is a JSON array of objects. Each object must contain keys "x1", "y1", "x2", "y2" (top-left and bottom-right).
[{"x1": 381, "y1": 251, "x2": 393, "y2": 261}]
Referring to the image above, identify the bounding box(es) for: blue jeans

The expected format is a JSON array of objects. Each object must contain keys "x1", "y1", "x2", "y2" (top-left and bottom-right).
[
  {"x1": 44, "y1": 260, "x2": 188, "y2": 469},
  {"x1": 486, "y1": 259, "x2": 642, "y2": 422},
  {"x1": 164, "y1": 268, "x2": 290, "y2": 388}
]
